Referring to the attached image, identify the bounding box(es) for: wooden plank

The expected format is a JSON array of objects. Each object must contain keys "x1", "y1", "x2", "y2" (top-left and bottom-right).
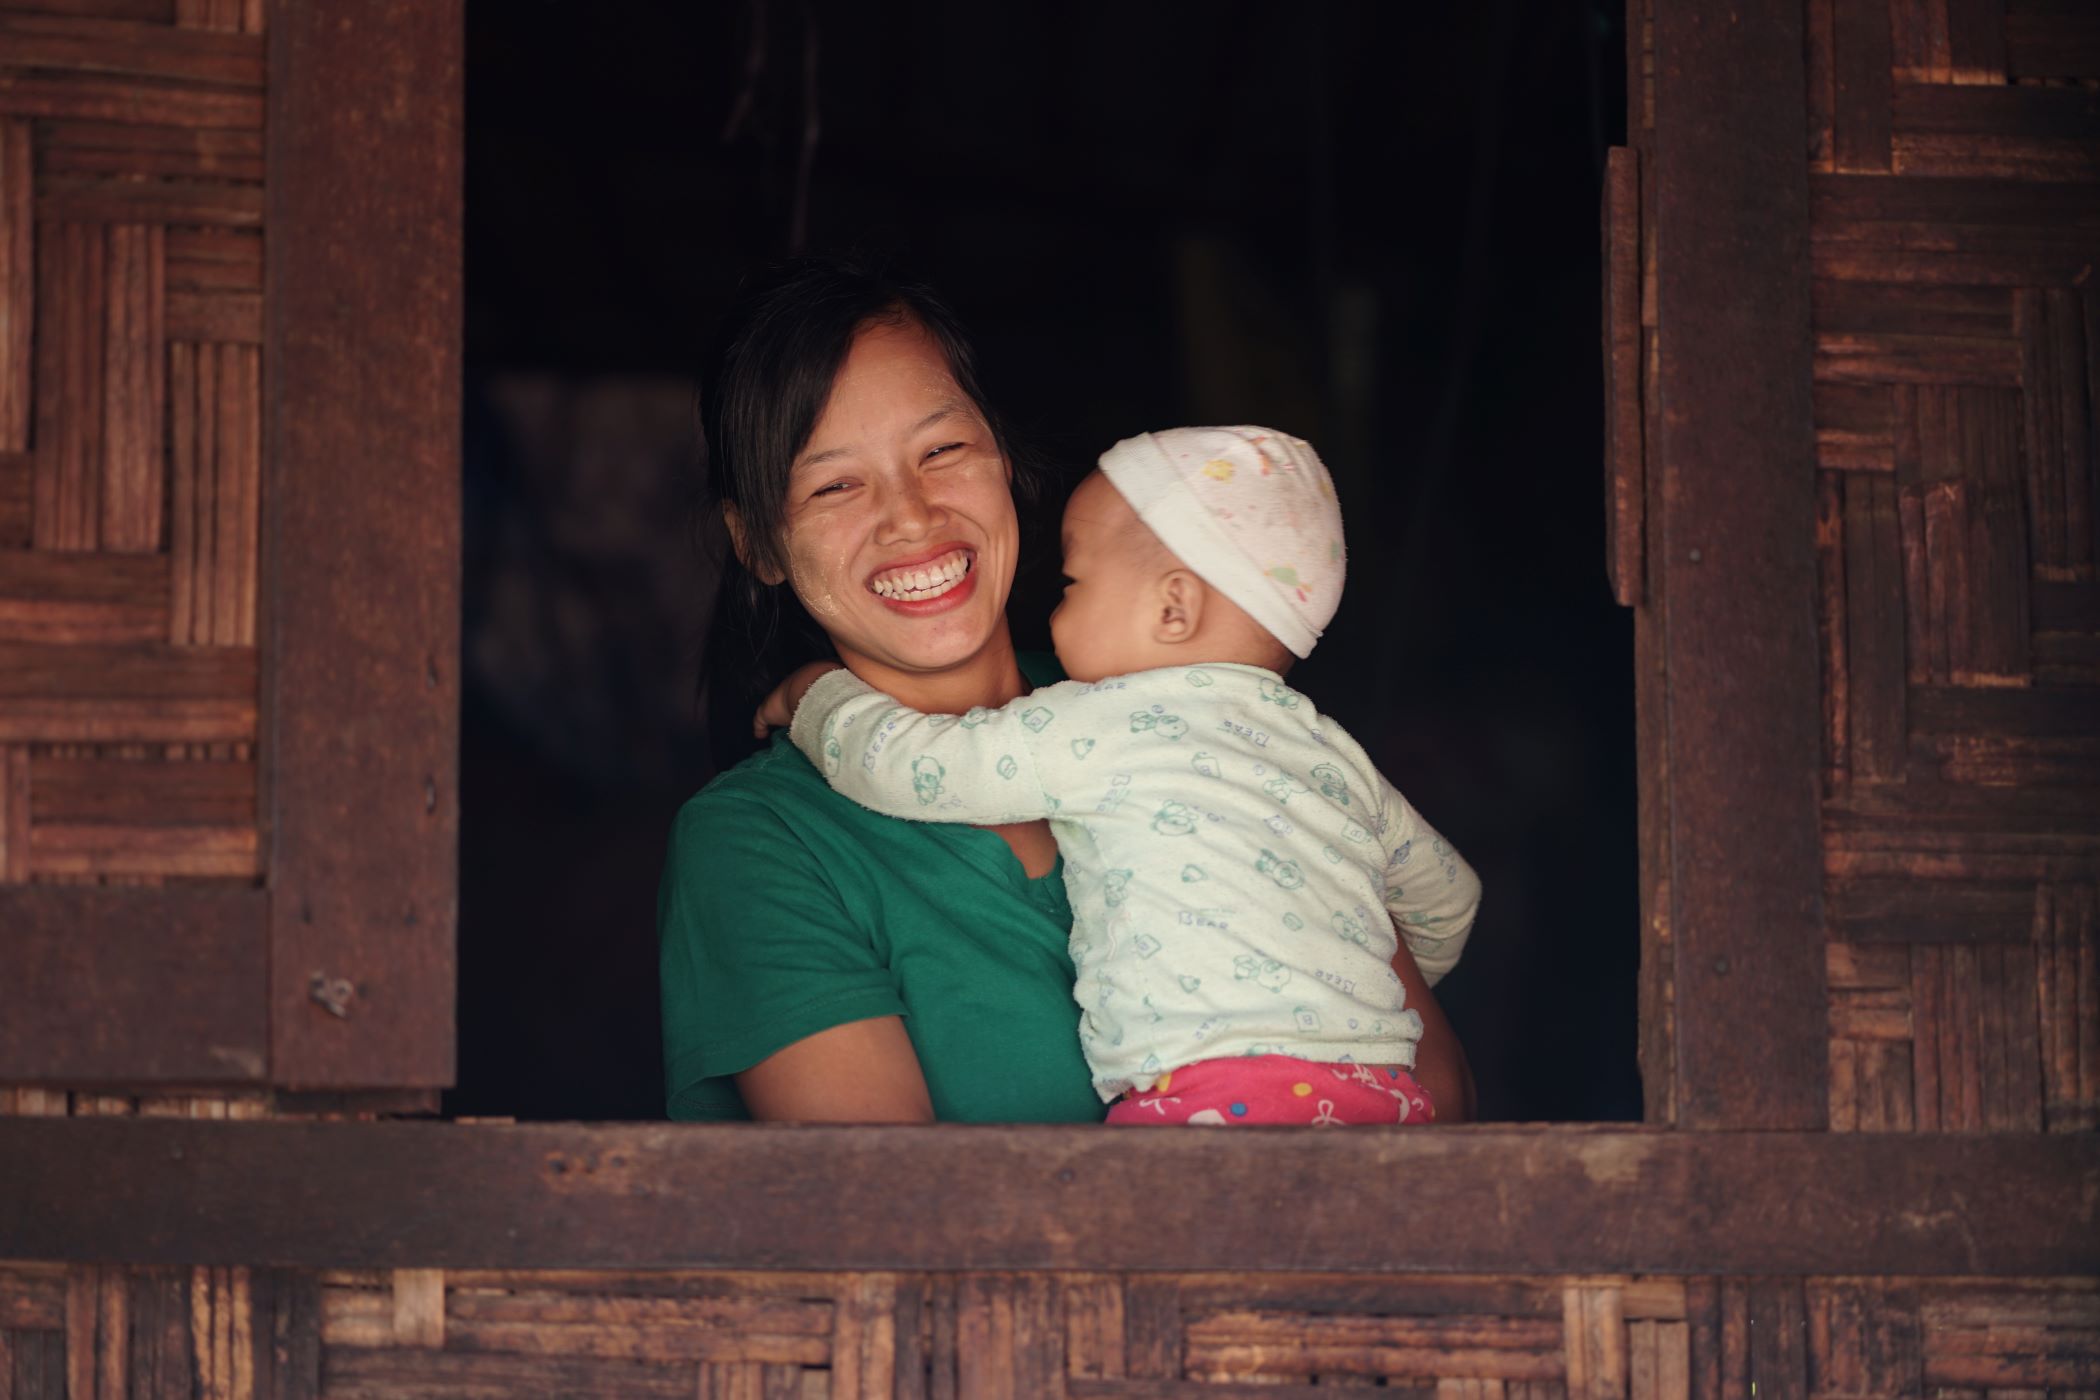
[
  {"x1": 1806, "y1": 1280, "x2": 1923, "y2": 1397},
  {"x1": 2038, "y1": 881, "x2": 2098, "y2": 1132},
  {"x1": 1812, "y1": 171, "x2": 2100, "y2": 229},
  {"x1": 0, "y1": 449, "x2": 28, "y2": 545},
  {"x1": 1891, "y1": 83, "x2": 2100, "y2": 181},
  {"x1": 1652, "y1": 0, "x2": 1827, "y2": 1128},
  {"x1": 0, "y1": 886, "x2": 266, "y2": 1083},
  {"x1": 323, "y1": 1348, "x2": 700, "y2": 1398},
  {"x1": 34, "y1": 175, "x2": 261, "y2": 228},
  {"x1": 1815, "y1": 382, "x2": 1896, "y2": 472},
  {"x1": 1814, "y1": 280, "x2": 2015, "y2": 340},
  {"x1": 39, "y1": 122, "x2": 263, "y2": 183},
  {"x1": 0, "y1": 1123, "x2": 2093, "y2": 1276},
  {"x1": 0, "y1": 0, "x2": 173, "y2": 20},
  {"x1": 2018, "y1": 288, "x2": 2094, "y2": 582},
  {"x1": 164, "y1": 290, "x2": 259, "y2": 343},
  {"x1": 2007, "y1": 0, "x2": 2100, "y2": 78},
  {"x1": 1814, "y1": 330, "x2": 2022, "y2": 387},
  {"x1": 1603, "y1": 146, "x2": 1643, "y2": 608},
  {"x1": 1829, "y1": 876, "x2": 2036, "y2": 943},
  {"x1": 0, "y1": 642, "x2": 255, "y2": 743},
  {"x1": 164, "y1": 229, "x2": 260, "y2": 291},
  {"x1": 0, "y1": 14, "x2": 261, "y2": 86},
  {"x1": 33, "y1": 221, "x2": 103, "y2": 551},
  {"x1": 1831, "y1": 0, "x2": 1893, "y2": 171},
  {"x1": 28, "y1": 750, "x2": 253, "y2": 826},
  {"x1": 1889, "y1": 0, "x2": 1954, "y2": 83},
  {"x1": 1839, "y1": 472, "x2": 1907, "y2": 781},
  {"x1": 265, "y1": 0, "x2": 461, "y2": 1088},
  {"x1": 0, "y1": 72, "x2": 260, "y2": 128},
  {"x1": 1946, "y1": 0, "x2": 2009, "y2": 82},
  {"x1": 99, "y1": 222, "x2": 162, "y2": 552},
  {"x1": 127, "y1": 1267, "x2": 194, "y2": 1400},
  {"x1": 0, "y1": 551, "x2": 168, "y2": 642},
  {"x1": 0, "y1": 119, "x2": 28, "y2": 455}
]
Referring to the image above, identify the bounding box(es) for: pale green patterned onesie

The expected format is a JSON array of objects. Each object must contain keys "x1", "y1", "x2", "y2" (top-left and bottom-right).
[{"x1": 789, "y1": 663, "x2": 1481, "y2": 1101}]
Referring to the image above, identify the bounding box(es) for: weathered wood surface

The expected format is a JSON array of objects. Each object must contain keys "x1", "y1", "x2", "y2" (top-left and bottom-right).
[
  {"x1": 0, "y1": 1, "x2": 267, "y2": 897},
  {"x1": 2, "y1": 1260, "x2": 2095, "y2": 1399},
  {"x1": 0, "y1": 1122, "x2": 2092, "y2": 1276},
  {"x1": 0, "y1": 885, "x2": 265, "y2": 1082},
  {"x1": 1630, "y1": 0, "x2": 2100, "y2": 1136},
  {"x1": 0, "y1": 0, "x2": 461, "y2": 1092},
  {"x1": 262, "y1": 0, "x2": 460, "y2": 1090},
  {"x1": 1646, "y1": 0, "x2": 1830, "y2": 1128},
  {"x1": 1802, "y1": 0, "x2": 2100, "y2": 1138}
]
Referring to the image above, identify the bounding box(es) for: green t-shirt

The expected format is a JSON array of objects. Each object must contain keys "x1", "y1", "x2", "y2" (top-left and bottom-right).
[{"x1": 657, "y1": 658, "x2": 1104, "y2": 1122}]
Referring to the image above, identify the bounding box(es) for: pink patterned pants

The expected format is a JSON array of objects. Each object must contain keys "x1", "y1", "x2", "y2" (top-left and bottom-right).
[{"x1": 1105, "y1": 1054, "x2": 1436, "y2": 1126}]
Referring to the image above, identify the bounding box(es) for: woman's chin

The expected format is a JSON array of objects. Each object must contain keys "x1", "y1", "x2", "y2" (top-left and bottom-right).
[{"x1": 837, "y1": 592, "x2": 1008, "y2": 676}]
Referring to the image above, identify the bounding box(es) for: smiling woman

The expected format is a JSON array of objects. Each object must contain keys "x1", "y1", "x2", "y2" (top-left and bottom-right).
[{"x1": 660, "y1": 258, "x2": 1097, "y2": 1123}]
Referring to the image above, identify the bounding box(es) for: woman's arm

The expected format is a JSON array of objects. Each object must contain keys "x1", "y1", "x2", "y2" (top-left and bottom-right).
[
  {"x1": 735, "y1": 1015, "x2": 935, "y2": 1123},
  {"x1": 1391, "y1": 933, "x2": 1476, "y2": 1122}
]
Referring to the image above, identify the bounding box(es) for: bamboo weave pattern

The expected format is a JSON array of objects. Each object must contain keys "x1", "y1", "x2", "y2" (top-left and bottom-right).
[
  {"x1": 1, "y1": 1262, "x2": 2095, "y2": 1398},
  {"x1": 1799, "y1": 0, "x2": 2100, "y2": 1134},
  {"x1": 0, "y1": 0, "x2": 265, "y2": 889}
]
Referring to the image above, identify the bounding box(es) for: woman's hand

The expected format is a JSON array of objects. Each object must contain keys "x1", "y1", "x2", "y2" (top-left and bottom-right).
[
  {"x1": 735, "y1": 1015, "x2": 936, "y2": 1122},
  {"x1": 754, "y1": 660, "x2": 845, "y2": 737},
  {"x1": 1391, "y1": 927, "x2": 1476, "y2": 1122}
]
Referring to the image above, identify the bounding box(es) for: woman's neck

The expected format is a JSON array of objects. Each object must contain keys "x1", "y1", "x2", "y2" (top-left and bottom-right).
[{"x1": 838, "y1": 623, "x2": 1030, "y2": 715}]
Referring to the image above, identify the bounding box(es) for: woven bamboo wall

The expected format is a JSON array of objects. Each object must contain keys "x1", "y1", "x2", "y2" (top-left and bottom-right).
[
  {"x1": 1625, "y1": 0, "x2": 2100, "y2": 1133},
  {"x1": 0, "y1": 1262, "x2": 2094, "y2": 1398},
  {"x1": 1799, "y1": 0, "x2": 2100, "y2": 1135},
  {"x1": 0, "y1": 1, "x2": 267, "y2": 891}
]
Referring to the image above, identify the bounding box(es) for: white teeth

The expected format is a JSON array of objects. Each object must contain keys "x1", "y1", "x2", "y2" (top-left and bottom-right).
[{"x1": 871, "y1": 551, "x2": 971, "y2": 601}]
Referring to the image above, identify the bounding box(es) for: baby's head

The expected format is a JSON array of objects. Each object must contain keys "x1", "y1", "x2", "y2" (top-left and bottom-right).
[{"x1": 1048, "y1": 426, "x2": 1346, "y2": 684}]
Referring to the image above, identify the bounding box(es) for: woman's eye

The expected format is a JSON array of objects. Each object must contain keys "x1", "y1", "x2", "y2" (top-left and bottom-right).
[
  {"x1": 925, "y1": 442, "x2": 965, "y2": 462},
  {"x1": 810, "y1": 481, "x2": 849, "y2": 498}
]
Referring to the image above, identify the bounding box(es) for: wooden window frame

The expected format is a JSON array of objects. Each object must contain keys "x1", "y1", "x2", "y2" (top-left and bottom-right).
[
  {"x1": 0, "y1": 0, "x2": 459, "y2": 1092},
  {"x1": 4, "y1": 0, "x2": 2093, "y2": 1285}
]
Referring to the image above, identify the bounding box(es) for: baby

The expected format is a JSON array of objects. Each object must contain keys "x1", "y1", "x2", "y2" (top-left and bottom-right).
[{"x1": 772, "y1": 426, "x2": 1480, "y2": 1125}]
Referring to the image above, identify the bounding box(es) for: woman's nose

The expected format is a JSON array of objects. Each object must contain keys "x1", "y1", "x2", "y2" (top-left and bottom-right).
[{"x1": 876, "y1": 474, "x2": 946, "y2": 541}]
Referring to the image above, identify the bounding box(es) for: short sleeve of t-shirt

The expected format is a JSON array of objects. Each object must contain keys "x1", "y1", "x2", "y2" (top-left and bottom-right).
[
  {"x1": 657, "y1": 650, "x2": 1102, "y2": 1124},
  {"x1": 657, "y1": 787, "x2": 907, "y2": 1119}
]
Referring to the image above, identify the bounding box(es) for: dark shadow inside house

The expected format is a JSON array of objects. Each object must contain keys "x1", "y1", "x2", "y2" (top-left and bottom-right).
[{"x1": 449, "y1": 0, "x2": 1639, "y2": 1124}]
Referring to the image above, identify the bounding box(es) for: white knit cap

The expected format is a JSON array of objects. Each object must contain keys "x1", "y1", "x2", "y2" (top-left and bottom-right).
[{"x1": 1096, "y1": 425, "x2": 1346, "y2": 659}]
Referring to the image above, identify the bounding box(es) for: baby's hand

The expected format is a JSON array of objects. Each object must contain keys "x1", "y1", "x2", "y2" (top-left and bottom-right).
[{"x1": 754, "y1": 661, "x2": 844, "y2": 737}]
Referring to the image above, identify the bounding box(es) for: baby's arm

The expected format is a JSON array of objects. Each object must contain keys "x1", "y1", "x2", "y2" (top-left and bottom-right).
[
  {"x1": 788, "y1": 669, "x2": 1096, "y2": 825},
  {"x1": 1374, "y1": 776, "x2": 1482, "y2": 985}
]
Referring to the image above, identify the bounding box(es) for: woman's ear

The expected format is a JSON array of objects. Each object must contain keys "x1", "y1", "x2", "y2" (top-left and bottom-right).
[
  {"x1": 1153, "y1": 570, "x2": 1204, "y2": 644},
  {"x1": 723, "y1": 503, "x2": 787, "y2": 586}
]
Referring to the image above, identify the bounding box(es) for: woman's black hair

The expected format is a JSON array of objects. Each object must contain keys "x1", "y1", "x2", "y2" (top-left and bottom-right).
[
  {"x1": 695, "y1": 254, "x2": 1043, "y2": 767},
  {"x1": 701, "y1": 253, "x2": 1041, "y2": 585}
]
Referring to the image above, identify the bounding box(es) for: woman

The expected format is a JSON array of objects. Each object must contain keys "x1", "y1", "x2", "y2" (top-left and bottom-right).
[{"x1": 659, "y1": 256, "x2": 1472, "y2": 1122}]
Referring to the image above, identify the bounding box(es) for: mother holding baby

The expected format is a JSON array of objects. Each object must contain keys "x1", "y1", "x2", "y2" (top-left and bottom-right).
[{"x1": 658, "y1": 256, "x2": 1473, "y2": 1123}]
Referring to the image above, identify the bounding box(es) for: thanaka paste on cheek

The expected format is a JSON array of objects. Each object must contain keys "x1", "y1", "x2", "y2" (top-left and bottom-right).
[{"x1": 784, "y1": 529, "x2": 846, "y2": 620}]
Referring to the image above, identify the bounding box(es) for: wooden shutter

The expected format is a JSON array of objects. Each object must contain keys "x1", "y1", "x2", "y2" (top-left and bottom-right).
[
  {"x1": 1621, "y1": 0, "x2": 2099, "y2": 1130},
  {"x1": 0, "y1": 0, "x2": 459, "y2": 1091}
]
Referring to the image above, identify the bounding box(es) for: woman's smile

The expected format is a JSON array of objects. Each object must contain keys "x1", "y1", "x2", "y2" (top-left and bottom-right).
[
  {"x1": 867, "y1": 545, "x2": 974, "y2": 603},
  {"x1": 778, "y1": 321, "x2": 1019, "y2": 679}
]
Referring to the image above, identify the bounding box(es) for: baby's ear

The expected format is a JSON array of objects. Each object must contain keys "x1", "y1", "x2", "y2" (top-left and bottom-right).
[
  {"x1": 724, "y1": 503, "x2": 788, "y2": 586},
  {"x1": 1153, "y1": 570, "x2": 1205, "y2": 644}
]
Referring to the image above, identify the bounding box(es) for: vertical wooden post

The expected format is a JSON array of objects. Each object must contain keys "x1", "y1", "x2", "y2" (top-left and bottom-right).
[
  {"x1": 1649, "y1": 0, "x2": 1830, "y2": 1128},
  {"x1": 265, "y1": 0, "x2": 462, "y2": 1087}
]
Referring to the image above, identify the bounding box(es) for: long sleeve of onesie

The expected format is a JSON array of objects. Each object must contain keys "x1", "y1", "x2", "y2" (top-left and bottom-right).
[
  {"x1": 1370, "y1": 775, "x2": 1481, "y2": 985},
  {"x1": 789, "y1": 667, "x2": 1130, "y2": 825}
]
